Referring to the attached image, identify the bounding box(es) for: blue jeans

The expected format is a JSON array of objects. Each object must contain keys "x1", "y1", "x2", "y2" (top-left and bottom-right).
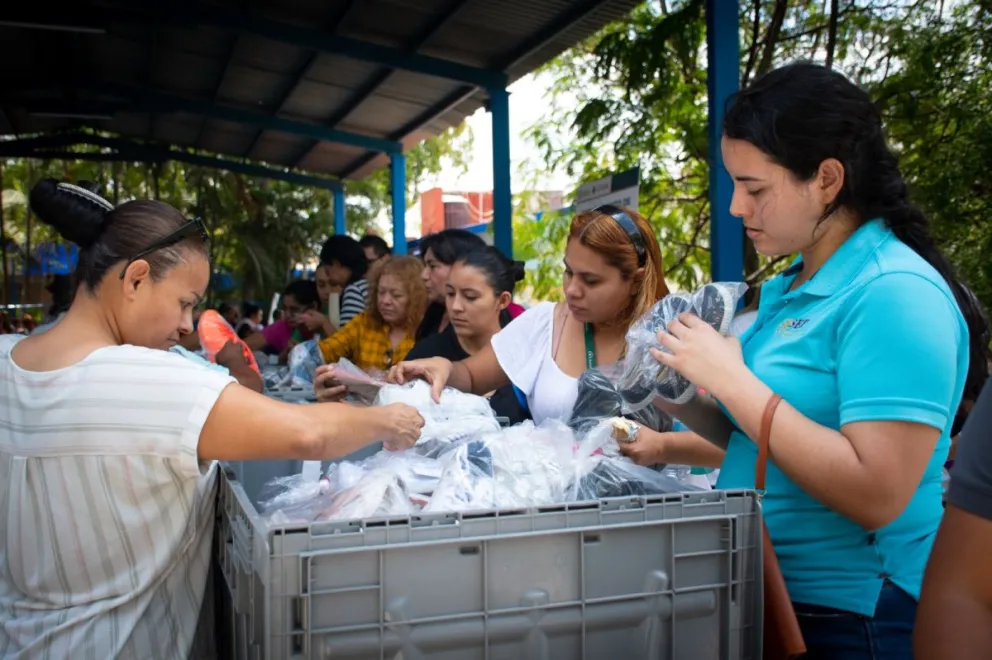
[{"x1": 793, "y1": 582, "x2": 916, "y2": 659}]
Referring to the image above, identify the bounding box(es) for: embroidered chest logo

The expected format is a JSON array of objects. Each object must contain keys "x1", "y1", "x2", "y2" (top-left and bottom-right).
[{"x1": 776, "y1": 317, "x2": 812, "y2": 337}]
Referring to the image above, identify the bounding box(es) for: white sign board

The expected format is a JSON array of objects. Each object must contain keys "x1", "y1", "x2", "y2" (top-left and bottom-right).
[{"x1": 574, "y1": 167, "x2": 640, "y2": 213}]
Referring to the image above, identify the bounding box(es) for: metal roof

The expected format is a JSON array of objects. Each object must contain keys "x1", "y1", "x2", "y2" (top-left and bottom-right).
[{"x1": 0, "y1": 0, "x2": 641, "y2": 183}]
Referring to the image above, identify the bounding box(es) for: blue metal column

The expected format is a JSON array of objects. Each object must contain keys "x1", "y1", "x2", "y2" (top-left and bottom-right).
[
  {"x1": 333, "y1": 188, "x2": 346, "y2": 236},
  {"x1": 489, "y1": 88, "x2": 513, "y2": 257},
  {"x1": 706, "y1": 0, "x2": 743, "y2": 281},
  {"x1": 390, "y1": 153, "x2": 407, "y2": 255}
]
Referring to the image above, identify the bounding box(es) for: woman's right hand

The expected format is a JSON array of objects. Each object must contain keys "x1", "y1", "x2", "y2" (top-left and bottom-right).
[
  {"x1": 376, "y1": 403, "x2": 425, "y2": 451},
  {"x1": 387, "y1": 357, "x2": 453, "y2": 402}
]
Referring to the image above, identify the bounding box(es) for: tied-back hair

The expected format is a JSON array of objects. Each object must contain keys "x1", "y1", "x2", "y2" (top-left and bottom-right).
[
  {"x1": 569, "y1": 206, "x2": 669, "y2": 328},
  {"x1": 29, "y1": 179, "x2": 205, "y2": 291},
  {"x1": 724, "y1": 61, "x2": 990, "y2": 402},
  {"x1": 367, "y1": 256, "x2": 429, "y2": 332}
]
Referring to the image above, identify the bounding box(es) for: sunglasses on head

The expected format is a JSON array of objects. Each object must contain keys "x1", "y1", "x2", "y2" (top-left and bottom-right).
[
  {"x1": 595, "y1": 204, "x2": 647, "y2": 267},
  {"x1": 118, "y1": 217, "x2": 210, "y2": 280}
]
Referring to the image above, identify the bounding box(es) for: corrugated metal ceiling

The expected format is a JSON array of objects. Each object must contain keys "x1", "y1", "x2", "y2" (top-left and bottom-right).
[{"x1": 0, "y1": 0, "x2": 641, "y2": 181}]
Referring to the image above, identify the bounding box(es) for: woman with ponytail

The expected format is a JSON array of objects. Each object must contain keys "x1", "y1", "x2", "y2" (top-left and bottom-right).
[
  {"x1": 389, "y1": 206, "x2": 673, "y2": 430},
  {"x1": 641, "y1": 62, "x2": 988, "y2": 657}
]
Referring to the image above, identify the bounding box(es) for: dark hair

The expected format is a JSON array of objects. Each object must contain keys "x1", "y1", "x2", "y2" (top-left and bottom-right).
[
  {"x1": 30, "y1": 178, "x2": 207, "y2": 291},
  {"x1": 241, "y1": 301, "x2": 261, "y2": 318},
  {"x1": 282, "y1": 279, "x2": 320, "y2": 309},
  {"x1": 359, "y1": 234, "x2": 391, "y2": 259},
  {"x1": 724, "y1": 61, "x2": 990, "y2": 402},
  {"x1": 46, "y1": 274, "x2": 74, "y2": 316},
  {"x1": 319, "y1": 235, "x2": 367, "y2": 283},
  {"x1": 218, "y1": 301, "x2": 239, "y2": 317},
  {"x1": 418, "y1": 228, "x2": 486, "y2": 265},
  {"x1": 456, "y1": 246, "x2": 525, "y2": 296}
]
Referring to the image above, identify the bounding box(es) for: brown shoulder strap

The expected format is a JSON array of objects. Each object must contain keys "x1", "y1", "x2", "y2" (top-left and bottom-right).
[{"x1": 756, "y1": 393, "x2": 783, "y2": 491}]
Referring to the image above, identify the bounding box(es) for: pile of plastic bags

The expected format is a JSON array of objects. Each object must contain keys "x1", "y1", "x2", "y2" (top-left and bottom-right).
[
  {"x1": 259, "y1": 282, "x2": 750, "y2": 525},
  {"x1": 260, "y1": 381, "x2": 695, "y2": 525}
]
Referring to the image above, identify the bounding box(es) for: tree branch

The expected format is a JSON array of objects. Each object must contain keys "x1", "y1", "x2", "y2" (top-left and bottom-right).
[
  {"x1": 746, "y1": 255, "x2": 790, "y2": 284},
  {"x1": 742, "y1": 0, "x2": 762, "y2": 85},
  {"x1": 756, "y1": 0, "x2": 788, "y2": 77},
  {"x1": 825, "y1": 0, "x2": 840, "y2": 69}
]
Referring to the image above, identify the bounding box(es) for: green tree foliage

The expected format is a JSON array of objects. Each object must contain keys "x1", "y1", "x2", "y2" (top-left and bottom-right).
[
  {"x1": 874, "y1": 1, "x2": 992, "y2": 308},
  {"x1": 520, "y1": 0, "x2": 992, "y2": 315},
  {"x1": 1, "y1": 123, "x2": 471, "y2": 304}
]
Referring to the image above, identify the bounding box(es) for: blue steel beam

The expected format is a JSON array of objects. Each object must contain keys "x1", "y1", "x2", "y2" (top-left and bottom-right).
[
  {"x1": 0, "y1": 134, "x2": 343, "y2": 192},
  {"x1": 390, "y1": 154, "x2": 407, "y2": 254},
  {"x1": 17, "y1": 83, "x2": 404, "y2": 154},
  {"x1": 705, "y1": 0, "x2": 743, "y2": 281},
  {"x1": 243, "y1": 0, "x2": 358, "y2": 160},
  {"x1": 338, "y1": 85, "x2": 478, "y2": 179},
  {"x1": 333, "y1": 188, "x2": 347, "y2": 236},
  {"x1": 290, "y1": 0, "x2": 474, "y2": 169},
  {"x1": 489, "y1": 88, "x2": 513, "y2": 257}
]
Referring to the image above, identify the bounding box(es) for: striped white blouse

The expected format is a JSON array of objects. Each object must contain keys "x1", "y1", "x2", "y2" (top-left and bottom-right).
[{"x1": 0, "y1": 335, "x2": 234, "y2": 659}]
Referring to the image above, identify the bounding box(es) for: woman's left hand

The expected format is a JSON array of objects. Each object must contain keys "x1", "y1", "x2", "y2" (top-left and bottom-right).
[
  {"x1": 314, "y1": 364, "x2": 348, "y2": 402},
  {"x1": 650, "y1": 313, "x2": 749, "y2": 399}
]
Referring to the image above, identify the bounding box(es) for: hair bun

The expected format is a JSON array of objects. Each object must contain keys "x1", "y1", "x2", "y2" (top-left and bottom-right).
[
  {"x1": 29, "y1": 179, "x2": 113, "y2": 248},
  {"x1": 511, "y1": 259, "x2": 526, "y2": 283}
]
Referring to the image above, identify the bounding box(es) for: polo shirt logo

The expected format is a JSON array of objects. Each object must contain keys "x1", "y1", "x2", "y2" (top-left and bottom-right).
[{"x1": 777, "y1": 318, "x2": 811, "y2": 337}]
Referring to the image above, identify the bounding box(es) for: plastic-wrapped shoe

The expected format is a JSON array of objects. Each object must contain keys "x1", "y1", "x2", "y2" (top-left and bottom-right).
[
  {"x1": 570, "y1": 368, "x2": 668, "y2": 435},
  {"x1": 618, "y1": 283, "x2": 748, "y2": 406}
]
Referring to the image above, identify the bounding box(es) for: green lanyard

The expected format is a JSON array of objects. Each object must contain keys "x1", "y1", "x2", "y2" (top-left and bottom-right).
[{"x1": 584, "y1": 322, "x2": 596, "y2": 370}]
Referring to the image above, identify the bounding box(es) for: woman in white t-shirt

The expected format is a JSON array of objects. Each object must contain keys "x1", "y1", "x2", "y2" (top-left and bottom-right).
[
  {"x1": 0, "y1": 180, "x2": 424, "y2": 660},
  {"x1": 390, "y1": 206, "x2": 689, "y2": 430}
]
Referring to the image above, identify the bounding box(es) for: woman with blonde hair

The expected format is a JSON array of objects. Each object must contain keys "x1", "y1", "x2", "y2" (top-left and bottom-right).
[{"x1": 314, "y1": 256, "x2": 428, "y2": 400}]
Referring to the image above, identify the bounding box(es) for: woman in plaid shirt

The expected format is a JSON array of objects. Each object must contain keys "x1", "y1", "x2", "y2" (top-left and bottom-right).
[{"x1": 314, "y1": 256, "x2": 429, "y2": 400}]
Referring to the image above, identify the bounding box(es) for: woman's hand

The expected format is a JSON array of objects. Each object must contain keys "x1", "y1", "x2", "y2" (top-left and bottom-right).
[
  {"x1": 387, "y1": 357, "x2": 454, "y2": 403},
  {"x1": 314, "y1": 364, "x2": 348, "y2": 402},
  {"x1": 651, "y1": 313, "x2": 749, "y2": 400},
  {"x1": 615, "y1": 423, "x2": 667, "y2": 466},
  {"x1": 301, "y1": 310, "x2": 334, "y2": 335},
  {"x1": 377, "y1": 403, "x2": 425, "y2": 451},
  {"x1": 215, "y1": 340, "x2": 246, "y2": 369}
]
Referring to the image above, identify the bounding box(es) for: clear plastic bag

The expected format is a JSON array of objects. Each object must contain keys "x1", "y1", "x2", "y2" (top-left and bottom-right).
[
  {"x1": 377, "y1": 381, "x2": 502, "y2": 454},
  {"x1": 618, "y1": 282, "x2": 748, "y2": 409},
  {"x1": 325, "y1": 357, "x2": 387, "y2": 404},
  {"x1": 565, "y1": 419, "x2": 699, "y2": 501},
  {"x1": 287, "y1": 339, "x2": 325, "y2": 388},
  {"x1": 421, "y1": 441, "x2": 498, "y2": 513},
  {"x1": 257, "y1": 473, "x2": 337, "y2": 523}
]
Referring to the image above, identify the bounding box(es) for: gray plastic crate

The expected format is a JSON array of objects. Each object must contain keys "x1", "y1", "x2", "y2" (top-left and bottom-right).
[{"x1": 216, "y1": 466, "x2": 762, "y2": 660}]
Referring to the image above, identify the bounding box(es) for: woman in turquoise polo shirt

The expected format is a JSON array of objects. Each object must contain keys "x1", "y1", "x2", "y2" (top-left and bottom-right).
[{"x1": 647, "y1": 62, "x2": 990, "y2": 658}]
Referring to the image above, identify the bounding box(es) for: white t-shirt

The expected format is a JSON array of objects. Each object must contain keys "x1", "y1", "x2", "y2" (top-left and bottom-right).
[
  {"x1": 0, "y1": 335, "x2": 234, "y2": 659},
  {"x1": 491, "y1": 302, "x2": 579, "y2": 425}
]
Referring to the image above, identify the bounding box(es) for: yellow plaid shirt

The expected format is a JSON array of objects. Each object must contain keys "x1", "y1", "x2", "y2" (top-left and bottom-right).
[{"x1": 317, "y1": 311, "x2": 416, "y2": 373}]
